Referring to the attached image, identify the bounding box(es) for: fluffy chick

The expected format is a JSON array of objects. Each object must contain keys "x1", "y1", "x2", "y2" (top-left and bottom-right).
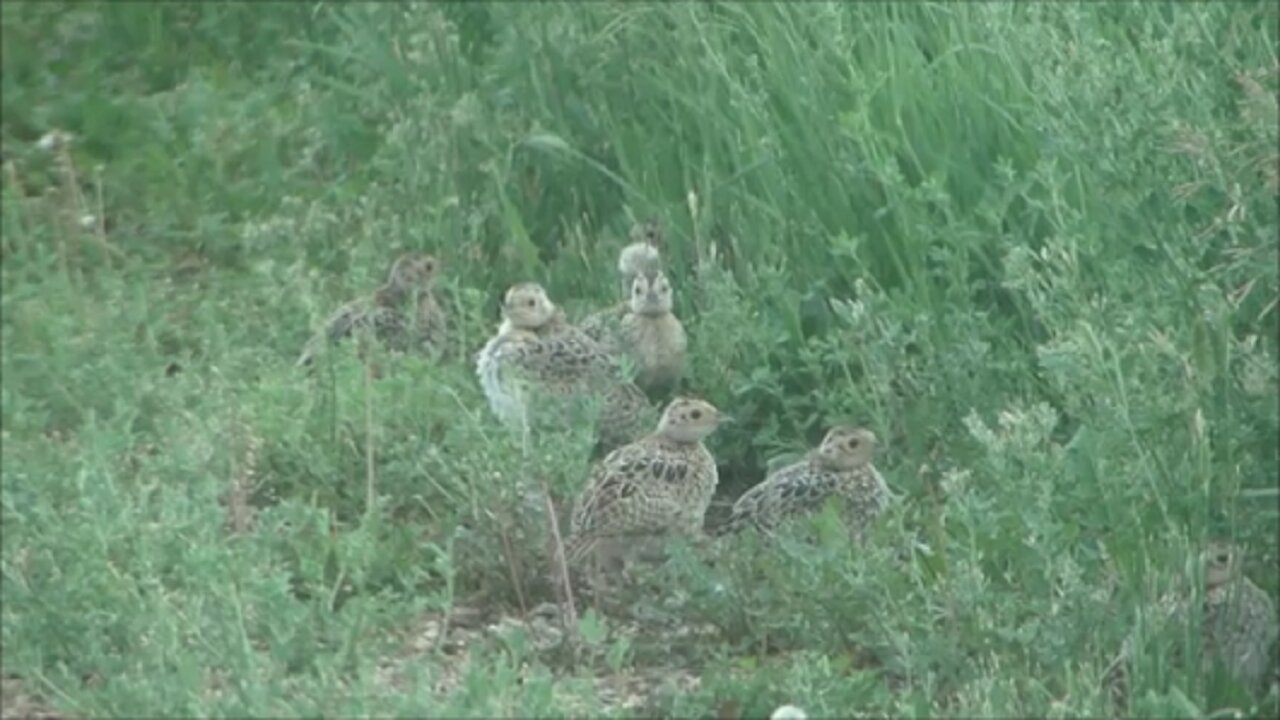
[
  {"x1": 564, "y1": 397, "x2": 726, "y2": 581},
  {"x1": 1103, "y1": 541, "x2": 1279, "y2": 705},
  {"x1": 476, "y1": 282, "x2": 651, "y2": 447},
  {"x1": 719, "y1": 426, "x2": 890, "y2": 540},
  {"x1": 296, "y1": 252, "x2": 445, "y2": 368}
]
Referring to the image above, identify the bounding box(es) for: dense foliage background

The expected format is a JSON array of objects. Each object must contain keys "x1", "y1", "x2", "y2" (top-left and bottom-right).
[{"x1": 2, "y1": 2, "x2": 1276, "y2": 716}]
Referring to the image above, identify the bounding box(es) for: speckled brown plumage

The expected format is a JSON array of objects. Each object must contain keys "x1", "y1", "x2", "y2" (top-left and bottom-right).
[
  {"x1": 718, "y1": 426, "x2": 890, "y2": 540},
  {"x1": 565, "y1": 397, "x2": 726, "y2": 578},
  {"x1": 1103, "y1": 541, "x2": 1279, "y2": 705},
  {"x1": 476, "y1": 282, "x2": 652, "y2": 448},
  {"x1": 297, "y1": 252, "x2": 446, "y2": 368}
]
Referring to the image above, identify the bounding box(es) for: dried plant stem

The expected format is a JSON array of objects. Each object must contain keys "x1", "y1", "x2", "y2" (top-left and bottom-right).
[
  {"x1": 54, "y1": 140, "x2": 123, "y2": 262},
  {"x1": 225, "y1": 414, "x2": 261, "y2": 536},
  {"x1": 364, "y1": 343, "x2": 377, "y2": 518},
  {"x1": 542, "y1": 479, "x2": 580, "y2": 643},
  {"x1": 497, "y1": 513, "x2": 529, "y2": 616}
]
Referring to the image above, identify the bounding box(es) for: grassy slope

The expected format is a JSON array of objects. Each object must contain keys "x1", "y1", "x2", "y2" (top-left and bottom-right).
[{"x1": 2, "y1": 2, "x2": 1277, "y2": 717}]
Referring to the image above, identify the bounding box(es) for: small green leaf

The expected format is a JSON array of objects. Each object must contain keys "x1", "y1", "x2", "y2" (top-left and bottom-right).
[
  {"x1": 604, "y1": 636, "x2": 631, "y2": 673},
  {"x1": 523, "y1": 133, "x2": 572, "y2": 154},
  {"x1": 578, "y1": 608, "x2": 607, "y2": 645},
  {"x1": 1190, "y1": 315, "x2": 1216, "y2": 385}
]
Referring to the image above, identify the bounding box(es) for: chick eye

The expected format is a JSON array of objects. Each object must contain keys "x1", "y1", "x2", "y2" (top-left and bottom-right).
[
  {"x1": 847, "y1": 439, "x2": 860, "y2": 449},
  {"x1": 1215, "y1": 552, "x2": 1230, "y2": 564},
  {"x1": 526, "y1": 300, "x2": 536, "y2": 307},
  {"x1": 690, "y1": 410, "x2": 703, "y2": 420}
]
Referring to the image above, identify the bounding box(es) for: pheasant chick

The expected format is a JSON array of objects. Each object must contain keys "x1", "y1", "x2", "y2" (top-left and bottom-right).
[
  {"x1": 296, "y1": 252, "x2": 445, "y2": 368},
  {"x1": 1190, "y1": 542, "x2": 1276, "y2": 689},
  {"x1": 618, "y1": 219, "x2": 665, "y2": 296},
  {"x1": 1104, "y1": 540, "x2": 1279, "y2": 704},
  {"x1": 476, "y1": 282, "x2": 651, "y2": 447},
  {"x1": 565, "y1": 397, "x2": 727, "y2": 579},
  {"x1": 720, "y1": 426, "x2": 890, "y2": 540},
  {"x1": 619, "y1": 270, "x2": 688, "y2": 392}
]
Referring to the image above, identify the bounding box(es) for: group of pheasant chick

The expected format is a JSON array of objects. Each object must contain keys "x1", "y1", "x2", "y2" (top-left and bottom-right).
[
  {"x1": 468, "y1": 221, "x2": 893, "y2": 585},
  {"x1": 295, "y1": 221, "x2": 1277, "y2": 700}
]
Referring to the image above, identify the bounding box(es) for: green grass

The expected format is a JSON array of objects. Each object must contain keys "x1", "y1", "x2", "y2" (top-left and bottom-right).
[{"x1": 2, "y1": 2, "x2": 1277, "y2": 717}]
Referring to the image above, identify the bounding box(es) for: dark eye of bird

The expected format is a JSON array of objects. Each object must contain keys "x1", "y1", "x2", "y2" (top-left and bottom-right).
[
  {"x1": 690, "y1": 410, "x2": 702, "y2": 420},
  {"x1": 848, "y1": 439, "x2": 860, "y2": 449}
]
